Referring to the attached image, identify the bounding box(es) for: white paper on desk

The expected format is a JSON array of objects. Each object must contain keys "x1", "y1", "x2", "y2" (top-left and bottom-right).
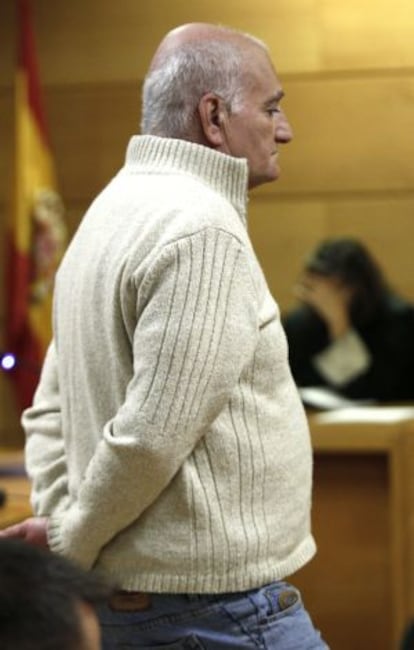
[
  {"x1": 315, "y1": 405, "x2": 414, "y2": 424},
  {"x1": 298, "y1": 386, "x2": 370, "y2": 411}
]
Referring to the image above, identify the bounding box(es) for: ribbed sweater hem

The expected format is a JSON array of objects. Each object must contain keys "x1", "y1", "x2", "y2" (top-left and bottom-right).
[{"x1": 97, "y1": 535, "x2": 316, "y2": 594}]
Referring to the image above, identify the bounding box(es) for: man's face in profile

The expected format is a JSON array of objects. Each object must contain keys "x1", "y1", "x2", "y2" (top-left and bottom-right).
[{"x1": 219, "y1": 47, "x2": 293, "y2": 189}]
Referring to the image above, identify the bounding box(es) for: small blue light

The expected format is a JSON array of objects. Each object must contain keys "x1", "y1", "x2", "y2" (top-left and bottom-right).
[{"x1": 1, "y1": 353, "x2": 17, "y2": 371}]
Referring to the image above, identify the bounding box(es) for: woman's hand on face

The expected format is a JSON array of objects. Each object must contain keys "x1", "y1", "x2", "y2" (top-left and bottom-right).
[{"x1": 294, "y1": 272, "x2": 353, "y2": 339}]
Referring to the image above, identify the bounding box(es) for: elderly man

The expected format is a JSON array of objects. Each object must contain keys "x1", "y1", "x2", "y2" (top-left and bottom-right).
[{"x1": 1, "y1": 23, "x2": 327, "y2": 649}]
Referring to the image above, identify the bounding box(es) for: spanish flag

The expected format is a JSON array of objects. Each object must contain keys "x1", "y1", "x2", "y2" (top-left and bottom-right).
[{"x1": 5, "y1": 0, "x2": 66, "y2": 411}]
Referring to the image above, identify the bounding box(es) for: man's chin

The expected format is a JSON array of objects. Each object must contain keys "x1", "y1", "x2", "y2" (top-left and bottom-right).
[
  {"x1": 265, "y1": 161, "x2": 281, "y2": 183},
  {"x1": 248, "y1": 167, "x2": 280, "y2": 189}
]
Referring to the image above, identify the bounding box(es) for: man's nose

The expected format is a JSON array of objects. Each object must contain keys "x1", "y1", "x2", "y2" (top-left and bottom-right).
[{"x1": 275, "y1": 111, "x2": 293, "y2": 143}]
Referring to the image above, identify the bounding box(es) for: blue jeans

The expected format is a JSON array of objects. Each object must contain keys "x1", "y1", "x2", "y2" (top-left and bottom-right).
[{"x1": 99, "y1": 580, "x2": 329, "y2": 649}]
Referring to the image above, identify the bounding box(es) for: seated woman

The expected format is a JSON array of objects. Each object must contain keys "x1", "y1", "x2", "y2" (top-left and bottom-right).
[{"x1": 282, "y1": 237, "x2": 414, "y2": 402}]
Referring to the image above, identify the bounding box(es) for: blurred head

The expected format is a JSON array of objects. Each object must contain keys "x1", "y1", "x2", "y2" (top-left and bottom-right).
[
  {"x1": 0, "y1": 539, "x2": 112, "y2": 650},
  {"x1": 141, "y1": 23, "x2": 293, "y2": 188},
  {"x1": 304, "y1": 237, "x2": 389, "y2": 325}
]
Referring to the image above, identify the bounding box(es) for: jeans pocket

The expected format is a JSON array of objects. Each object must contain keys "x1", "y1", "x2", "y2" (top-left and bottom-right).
[{"x1": 260, "y1": 585, "x2": 302, "y2": 625}]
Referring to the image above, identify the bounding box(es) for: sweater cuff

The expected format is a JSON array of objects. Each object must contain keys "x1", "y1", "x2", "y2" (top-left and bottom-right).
[
  {"x1": 47, "y1": 514, "x2": 98, "y2": 570},
  {"x1": 312, "y1": 329, "x2": 371, "y2": 386}
]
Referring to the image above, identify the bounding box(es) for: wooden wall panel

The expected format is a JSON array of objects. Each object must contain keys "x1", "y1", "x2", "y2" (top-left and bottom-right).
[
  {"x1": 249, "y1": 198, "x2": 328, "y2": 309},
  {"x1": 45, "y1": 84, "x2": 140, "y2": 201},
  {"x1": 249, "y1": 195, "x2": 414, "y2": 313},
  {"x1": 3, "y1": 74, "x2": 414, "y2": 203},
  {"x1": 319, "y1": 0, "x2": 414, "y2": 71},
  {"x1": 293, "y1": 453, "x2": 391, "y2": 650},
  {"x1": 2, "y1": 1, "x2": 414, "y2": 84},
  {"x1": 0, "y1": 375, "x2": 22, "y2": 446},
  {"x1": 3, "y1": 0, "x2": 318, "y2": 85},
  {"x1": 325, "y1": 198, "x2": 414, "y2": 302},
  {"x1": 261, "y1": 74, "x2": 414, "y2": 195}
]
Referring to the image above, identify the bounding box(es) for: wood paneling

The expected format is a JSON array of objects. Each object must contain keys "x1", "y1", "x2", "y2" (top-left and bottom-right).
[
  {"x1": 261, "y1": 74, "x2": 414, "y2": 195},
  {"x1": 2, "y1": 1, "x2": 414, "y2": 84},
  {"x1": 0, "y1": 84, "x2": 138, "y2": 203},
  {"x1": 249, "y1": 194, "x2": 414, "y2": 311},
  {"x1": 319, "y1": 0, "x2": 414, "y2": 71},
  {"x1": 295, "y1": 453, "x2": 390, "y2": 650},
  {"x1": 249, "y1": 198, "x2": 328, "y2": 309},
  {"x1": 4, "y1": 74, "x2": 414, "y2": 202},
  {"x1": 0, "y1": 375, "x2": 22, "y2": 446},
  {"x1": 293, "y1": 413, "x2": 414, "y2": 650}
]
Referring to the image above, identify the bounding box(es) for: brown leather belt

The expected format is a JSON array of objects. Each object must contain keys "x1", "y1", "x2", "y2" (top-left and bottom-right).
[{"x1": 109, "y1": 590, "x2": 152, "y2": 612}]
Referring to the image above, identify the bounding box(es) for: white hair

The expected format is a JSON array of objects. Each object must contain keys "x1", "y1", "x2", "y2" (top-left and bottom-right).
[{"x1": 141, "y1": 31, "x2": 268, "y2": 139}]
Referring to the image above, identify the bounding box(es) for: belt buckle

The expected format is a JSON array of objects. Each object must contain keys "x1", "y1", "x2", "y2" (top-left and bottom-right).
[{"x1": 109, "y1": 590, "x2": 152, "y2": 612}]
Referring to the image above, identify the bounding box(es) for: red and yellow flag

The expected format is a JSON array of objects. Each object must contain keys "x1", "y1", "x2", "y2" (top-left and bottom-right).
[{"x1": 5, "y1": 0, "x2": 66, "y2": 410}]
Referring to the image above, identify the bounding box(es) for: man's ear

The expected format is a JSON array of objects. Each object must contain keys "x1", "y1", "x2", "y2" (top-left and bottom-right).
[{"x1": 197, "y1": 93, "x2": 227, "y2": 148}]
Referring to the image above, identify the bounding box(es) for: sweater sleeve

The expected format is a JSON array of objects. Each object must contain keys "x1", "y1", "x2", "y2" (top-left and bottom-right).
[
  {"x1": 23, "y1": 342, "x2": 71, "y2": 516},
  {"x1": 47, "y1": 228, "x2": 259, "y2": 568}
]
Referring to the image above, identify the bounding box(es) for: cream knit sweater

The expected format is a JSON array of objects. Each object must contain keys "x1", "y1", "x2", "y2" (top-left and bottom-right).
[{"x1": 23, "y1": 135, "x2": 316, "y2": 593}]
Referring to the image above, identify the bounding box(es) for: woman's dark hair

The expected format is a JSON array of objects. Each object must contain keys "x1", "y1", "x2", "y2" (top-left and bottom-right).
[
  {"x1": 0, "y1": 539, "x2": 113, "y2": 650},
  {"x1": 304, "y1": 237, "x2": 389, "y2": 325}
]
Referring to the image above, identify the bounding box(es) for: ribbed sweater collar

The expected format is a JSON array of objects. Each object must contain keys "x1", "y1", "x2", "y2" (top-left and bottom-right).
[{"x1": 125, "y1": 135, "x2": 249, "y2": 225}]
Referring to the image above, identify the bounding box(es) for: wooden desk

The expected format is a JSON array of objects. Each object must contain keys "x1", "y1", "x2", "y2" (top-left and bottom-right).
[
  {"x1": 0, "y1": 448, "x2": 32, "y2": 528},
  {"x1": 292, "y1": 408, "x2": 414, "y2": 650}
]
